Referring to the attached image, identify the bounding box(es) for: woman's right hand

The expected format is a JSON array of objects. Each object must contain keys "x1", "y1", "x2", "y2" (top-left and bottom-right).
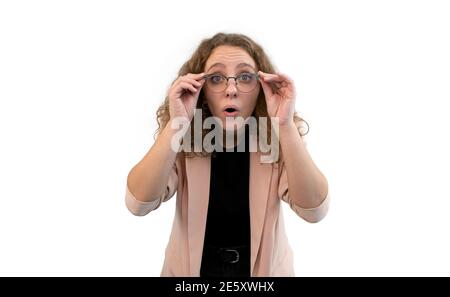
[{"x1": 168, "y1": 73, "x2": 205, "y2": 122}]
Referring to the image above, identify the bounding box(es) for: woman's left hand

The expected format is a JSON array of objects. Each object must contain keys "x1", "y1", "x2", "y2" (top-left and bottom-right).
[{"x1": 258, "y1": 71, "x2": 296, "y2": 126}]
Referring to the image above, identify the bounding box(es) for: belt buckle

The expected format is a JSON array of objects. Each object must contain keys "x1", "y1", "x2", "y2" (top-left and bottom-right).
[{"x1": 225, "y1": 249, "x2": 240, "y2": 263}]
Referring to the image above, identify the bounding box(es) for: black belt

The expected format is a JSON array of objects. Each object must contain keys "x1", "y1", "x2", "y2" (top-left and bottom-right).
[{"x1": 203, "y1": 245, "x2": 249, "y2": 264}]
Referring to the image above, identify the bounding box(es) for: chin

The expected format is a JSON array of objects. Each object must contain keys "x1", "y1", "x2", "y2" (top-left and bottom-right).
[
  {"x1": 221, "y1": 116, "x2": 248, "y2": 133},
  {"x1": 209, "y1": 111, "x2": 250, "y2": 131}
]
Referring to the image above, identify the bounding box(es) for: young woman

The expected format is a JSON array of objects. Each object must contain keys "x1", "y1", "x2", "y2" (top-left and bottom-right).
[{"x1": 125, "y1": 33, "x2": 330, "y2": 277}]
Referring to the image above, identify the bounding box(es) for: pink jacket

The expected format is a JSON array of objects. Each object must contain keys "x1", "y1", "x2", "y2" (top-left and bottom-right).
[{"x1": 125, "y1": 150, "x2": 330, "y2": 277}]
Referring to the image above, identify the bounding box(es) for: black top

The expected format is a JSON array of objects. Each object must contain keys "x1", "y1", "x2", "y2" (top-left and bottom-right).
[{"x1": 202, "y1": 128, "x2": 251, "y2": 246}]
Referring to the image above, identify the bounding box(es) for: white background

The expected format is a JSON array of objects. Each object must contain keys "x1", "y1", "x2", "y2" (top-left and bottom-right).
[{"x1": 1, "y1": 0, "x2": 449, "y2": 276}]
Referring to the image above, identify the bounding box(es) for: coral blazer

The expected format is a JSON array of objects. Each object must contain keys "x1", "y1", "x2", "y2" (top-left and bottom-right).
[{"x1": 125, "y1": 147, "x2": 330, "y2": 276}]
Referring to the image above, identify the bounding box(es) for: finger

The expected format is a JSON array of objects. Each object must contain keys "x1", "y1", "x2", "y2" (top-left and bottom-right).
[
  {"x1": 259, "y1": 71, "x2": 289, "y2": 84},
  {"x1": 258, "y1": 72, "x2": 280, "y2": 92},
  {"x1": 179, "y1": 77, "x2": 203, "y2": 88},
  {"x1": 258, "y1": 71, "x2": 279, "y2": 80},
  {"x1": 178, "y1": 82, "x2": 198, "y2": 94},
  {"x1": 258, "y1": 70, "x2": 271, "y2": 77},
  {"x1": 277, "y1": 73, "x2": 293, "y2": 84},
  {"x1": 174, "y1": 77, "x2": 204, "y2": 91},
  {"x1": 185, "y1": 72, "x2": 206, "y2": 81},
  {"x1": 278, "y1": 73, "x2": 294, "y2": 87},
  {"x1": 259, "y1": 77, "x2": 274, "y2": 98},
  {"x1": 274, "y1": 81, "x2": 288, "y2": 88},
  {"x1": 261, "y1": 74, "x2": 285, "y2": 83},
  {"x1": 174, "y1": 73, "x2": 205, "y2": 86}
]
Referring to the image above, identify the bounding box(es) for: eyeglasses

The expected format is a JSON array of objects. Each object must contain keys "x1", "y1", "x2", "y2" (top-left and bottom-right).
[{"x1": 202, "y1": 72, "x2": 260, "y2": 93}]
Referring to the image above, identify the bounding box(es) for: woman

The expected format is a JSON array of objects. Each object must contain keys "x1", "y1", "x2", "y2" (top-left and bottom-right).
[{"x1": 125, "y1": 33, "x2": 330, "y2": 277}]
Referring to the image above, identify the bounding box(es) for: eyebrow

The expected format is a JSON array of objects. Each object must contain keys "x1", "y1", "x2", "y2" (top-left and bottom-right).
[{"x1": 207, "y1": 62, "x2": 256, "y2": 72}]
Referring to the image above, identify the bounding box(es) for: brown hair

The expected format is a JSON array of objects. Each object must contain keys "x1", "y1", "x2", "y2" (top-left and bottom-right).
[{"x1": 155, "y1": 33, "x2": 309, "y2": 157}]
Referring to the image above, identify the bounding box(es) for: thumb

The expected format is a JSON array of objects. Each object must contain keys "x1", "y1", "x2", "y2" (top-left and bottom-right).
[
  {"x1": 187, "y1": 87, "x2": 202, "y2": 111},
  {"x1": 259, "y1": 72, "x2": 274, "y2": 98}
]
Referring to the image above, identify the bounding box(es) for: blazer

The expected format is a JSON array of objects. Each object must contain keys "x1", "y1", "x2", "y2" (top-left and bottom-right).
[{"x1": 125, "y1": 143, "x2": 330, "y2": 276}]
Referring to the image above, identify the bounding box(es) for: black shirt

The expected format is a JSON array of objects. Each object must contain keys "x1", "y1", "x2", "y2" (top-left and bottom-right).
[
  {"x1": 200, "y1": 129, "x2": 251, "y2": 276},
  {"x1": 200, "y1": 127, "x2": 250, "y2": 277}
]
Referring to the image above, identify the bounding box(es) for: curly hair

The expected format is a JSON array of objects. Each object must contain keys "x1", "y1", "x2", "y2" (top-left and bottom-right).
[{"x1": 155, "y1": 32, "x2": 309, "y2": 157}]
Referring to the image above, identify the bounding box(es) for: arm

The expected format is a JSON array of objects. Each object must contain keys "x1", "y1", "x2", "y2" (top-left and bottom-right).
[
  {"x1": 127, "y1": 120, "x2": 183, "y2": 203},
  {"x1": 258, "y1": 70, "x2": 329, "y2": 222},
  {"x1": 125, "y1": 72, "x2": 204, "y2": 215},
  {"x1": 279, "y1": 123, "x2": 329, "y2": 211}
]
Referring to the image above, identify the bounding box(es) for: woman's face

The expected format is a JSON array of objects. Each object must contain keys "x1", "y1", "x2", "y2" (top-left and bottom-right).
[{"x1": 203, "y1": 45, "x2": 260, "y2": 132}]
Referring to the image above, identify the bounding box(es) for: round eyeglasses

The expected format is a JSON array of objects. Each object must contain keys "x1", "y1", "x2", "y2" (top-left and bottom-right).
[{"x1": 202, "y1": 73, "x2": 260, "y2": 93}]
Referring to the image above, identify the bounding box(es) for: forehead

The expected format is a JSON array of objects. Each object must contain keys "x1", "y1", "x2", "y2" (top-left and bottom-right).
[{"x1": 205, "y1": 45, "x2": 256, "y2": 71}]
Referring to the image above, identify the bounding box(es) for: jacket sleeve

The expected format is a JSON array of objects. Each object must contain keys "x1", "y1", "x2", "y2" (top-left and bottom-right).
[
  {"x1": 277, "y1": 151, "x2": 330, "y2": 223},
  {"x1": 125, "y1": 160, "x2": 179, "y2": 216}
]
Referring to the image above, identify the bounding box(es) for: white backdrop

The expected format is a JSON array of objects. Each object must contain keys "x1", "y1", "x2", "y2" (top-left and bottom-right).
[{"x1": 1, "y1": 0, "x2": 449, "y2": 276}]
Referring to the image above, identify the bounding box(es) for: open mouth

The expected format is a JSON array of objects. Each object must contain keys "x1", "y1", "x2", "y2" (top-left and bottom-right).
[{"x1": 223, "y1": 106, "x2": 239, "y2": 116}]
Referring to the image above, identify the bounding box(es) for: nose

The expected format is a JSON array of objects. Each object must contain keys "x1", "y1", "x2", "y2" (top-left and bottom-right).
[{"x1": 225, "y1": 78, "x2": 238, "y2": 98}]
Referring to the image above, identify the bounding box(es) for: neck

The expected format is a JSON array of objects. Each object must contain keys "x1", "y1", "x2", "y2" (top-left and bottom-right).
[{"x1": 218, "y1": 126, "x2": 248, "y2": 150}]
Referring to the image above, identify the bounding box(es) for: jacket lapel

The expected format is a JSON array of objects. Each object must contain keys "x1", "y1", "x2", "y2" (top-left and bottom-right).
[
  {"x1": 186, "y1": 155, "x2": 211, "y2": 276},
  {"x1": 249, "y1": 151, "x2": 272, "y2": 275},
  {"x1": 185, "y1": 152, "x2": 273, "y2": 276}
]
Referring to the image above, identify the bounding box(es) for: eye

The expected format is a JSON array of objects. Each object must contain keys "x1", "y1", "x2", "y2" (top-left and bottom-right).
[
  {"x1": 238, "y1": 73, "x2": 253, "y2": 82},
  {"x1": 209, "y1": 75, "x2": 225, "y2": 84}
]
